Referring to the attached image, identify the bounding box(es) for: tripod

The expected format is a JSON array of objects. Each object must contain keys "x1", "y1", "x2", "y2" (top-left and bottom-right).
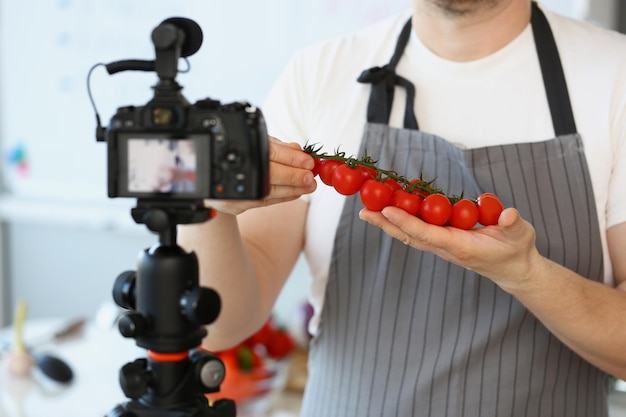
[{"x1": 107, "y1": 200, "x2": 236, "y2": 417}]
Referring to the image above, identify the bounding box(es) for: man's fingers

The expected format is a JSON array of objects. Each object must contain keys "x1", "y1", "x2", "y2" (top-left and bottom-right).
[
  {"x1": 359, "y1": 208, "x2": 410, "y2": 242},
  {"x1": 268, "y1": 138, "x2": 315, "y2": 170},
  {"x1": 269, "y1": 161, "x2": 316, "y2": 189}
]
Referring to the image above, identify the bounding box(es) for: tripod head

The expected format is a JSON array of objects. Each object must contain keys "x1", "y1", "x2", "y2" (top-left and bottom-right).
[
  {"x1": 108, "y1": 201, "x2": 236, "y2": 417},
  {"x1": 114, "y1": 200, "x2": 218, "y2": 352}
]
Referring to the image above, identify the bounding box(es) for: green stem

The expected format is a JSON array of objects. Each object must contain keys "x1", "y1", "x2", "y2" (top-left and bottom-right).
[{"x1": 304, "y1": 143, "x2": 447, "y2": 198}]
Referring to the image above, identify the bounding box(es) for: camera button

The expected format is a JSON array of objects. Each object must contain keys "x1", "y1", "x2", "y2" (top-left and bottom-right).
[{"x1": 224, "y1": 151, "x2": 241, "y2": 167}]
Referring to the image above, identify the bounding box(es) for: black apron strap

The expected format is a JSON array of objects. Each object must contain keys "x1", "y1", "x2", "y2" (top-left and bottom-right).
[
  {"x1": 531, "y1": 2, "x2": 578, "y2": 135},
  {"x1": 357, "y1": 18, "x2": 418, "y2": 129},
  {"x1": 358, "y1": 3, "x2": 576, "y2": 135}
]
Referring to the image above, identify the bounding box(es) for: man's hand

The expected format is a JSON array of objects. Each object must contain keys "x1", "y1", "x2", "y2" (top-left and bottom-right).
[
  {"x1": 359, "y1": 206, "x2": 544, "y2": 293},
  {"x1": 206, "y1": 137, "x2": 317, "y2": 216}
]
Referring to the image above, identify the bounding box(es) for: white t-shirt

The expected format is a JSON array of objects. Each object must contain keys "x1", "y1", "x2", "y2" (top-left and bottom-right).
[{"x1": 262, "y1": 4, "x2": 626, "y2": 332}]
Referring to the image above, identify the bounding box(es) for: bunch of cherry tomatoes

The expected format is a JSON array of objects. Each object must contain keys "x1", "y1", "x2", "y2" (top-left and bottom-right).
[{"x1": 305, "y1": 145, "x2": 504, "y2": 230}]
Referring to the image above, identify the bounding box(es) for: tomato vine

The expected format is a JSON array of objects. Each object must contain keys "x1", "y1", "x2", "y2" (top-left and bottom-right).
[
  {"x1": 304, "y1": 142, "x2": 505, "y2": 229},
  {"x1": 304, "y1": 143, "x2": 445, "y2": 199}
]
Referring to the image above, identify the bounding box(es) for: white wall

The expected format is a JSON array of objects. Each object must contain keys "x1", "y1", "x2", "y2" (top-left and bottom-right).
[
  {"x1": 1, "y1": 0, "x2": 619, "y2": 329},
  {"x1": 587, "y1": 0, "x2": 619, "y2": 28},
  {"x1": 0, "y1": 0, "x2": 411, "y2": 326}
]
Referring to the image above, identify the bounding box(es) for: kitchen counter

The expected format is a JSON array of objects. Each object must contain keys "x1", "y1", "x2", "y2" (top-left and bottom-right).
[
  {"x1": 1, "y1": 317, "x2": 625, "y2": 417},
  {"x1": 0, "y1": 317, "x2": 305, "y2": 417}
]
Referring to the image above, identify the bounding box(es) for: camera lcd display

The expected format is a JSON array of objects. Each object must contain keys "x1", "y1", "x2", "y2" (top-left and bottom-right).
[{"x1": 127, "y1": 138, "x2": 197, "y2": 194}]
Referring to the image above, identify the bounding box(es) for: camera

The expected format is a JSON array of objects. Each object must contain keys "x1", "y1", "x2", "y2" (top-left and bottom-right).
[
  {"x1": 107, "y1": 99, "x2": 269, "y2": 200},
  {"x1": 96, "y1": 17, "x2": 269, "y2": 202},
  {"x1": 92, "y1": 17, "x2": 258, "y2": 417}
]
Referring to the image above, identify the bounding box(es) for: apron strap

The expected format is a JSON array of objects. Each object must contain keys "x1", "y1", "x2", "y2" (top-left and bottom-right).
[
  {"x1": 531, "y1": 2, "x2": 578, "y2": 135},
  {"x1": 357, "y1": 19, "x2": 419, "y2": 130},
  {"x1": 358, "y1": 3, "x2": 577, "y2": 135}
]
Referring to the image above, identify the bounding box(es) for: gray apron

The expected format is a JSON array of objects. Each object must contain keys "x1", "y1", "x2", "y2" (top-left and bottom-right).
[{"x1": 301, "y1": 3, "x2": 609, "y2": 417}]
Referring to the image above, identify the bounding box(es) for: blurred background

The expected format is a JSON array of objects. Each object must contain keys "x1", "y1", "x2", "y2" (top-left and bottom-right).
[{"x1": 0, "y1": 0, "x2": 623, "y2": 330}]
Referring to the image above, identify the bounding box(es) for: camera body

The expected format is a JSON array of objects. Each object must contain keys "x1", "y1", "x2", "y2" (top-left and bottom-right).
[{"x1": 106, "y1": 94, "x2": 269, "y2": 201}]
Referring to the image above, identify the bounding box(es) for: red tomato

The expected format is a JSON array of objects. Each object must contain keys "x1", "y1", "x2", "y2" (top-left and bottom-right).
[
  {"x1": 311, "y1": 158, "x2": 323, "y2": 177},
  {"x1": 360, "y1": 166, "x2": 378, "y2": 182},
  {"x1": 216, "y1": 347, "x2": 240, "y2": 374},
  {"x1": 420, "y1": 193, "x2": 452, "y2": 226},
  {"x1": 449, "y1": 198, "x2": 479, "y2": 230},
  {"x1": 360, "y1": 179, "x2": 393, "y2": 211},
  {"x1": 332, "y1": 164, "x2": 366, "y2": 195},
  {"x1": 317, "y1": 159, "x2": 343, "y2": 186},
  {"x1": 265, "y1": 330, "x2": 297, "y2": 359},
  {"x1": 477, "y1": 193, "x2": 504, "y2": 226},
  {"x1": 409, "y1": 179, "x2": 432, "y2": 198},
  {"x1": 390, "y1": 189, "x2": 422, "y2": 216},
  {"x1": 384, "y1": 178, "x2": 403, "y2": 192},
  {"x1": 243, "y1": 320, "x2": 275, "y2": 347}
]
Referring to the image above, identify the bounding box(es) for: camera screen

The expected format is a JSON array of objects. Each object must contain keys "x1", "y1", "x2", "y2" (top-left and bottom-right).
[{"x1": 127, "y1": 138, "x2": 197, "y2": 194}]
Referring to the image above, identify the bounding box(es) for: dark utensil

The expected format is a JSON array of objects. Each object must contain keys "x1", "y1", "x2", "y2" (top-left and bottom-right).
[
  {"x1": 29, "y1": 318, "x2": 86, "y2": 346},
  {"x1": 33, "y1": 353, "x2": 74, "y2": 384}
]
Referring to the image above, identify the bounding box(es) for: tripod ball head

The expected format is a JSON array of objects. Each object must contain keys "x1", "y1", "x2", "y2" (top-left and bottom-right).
[
  {"x1": 181, "y1": 287, "x2": 221, "y2": 325},
  {"x1": 111, "y1": 242, "x2": 220, "y2": 351},
  {"x1": 118, "y1": 313, "x2": 148, "y2": 338},
  {"x1": 113, "y1": 270, "x2": 137, "y2": 310}
]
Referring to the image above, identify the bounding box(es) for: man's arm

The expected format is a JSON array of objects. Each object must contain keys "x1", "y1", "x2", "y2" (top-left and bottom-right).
[
  {"x1": 178, "y1": 139, "x2": 315, "y2": 351},
  {"x1": 511, "y1": 221, "x2": 626, "y2": 379},
  {"x1": 608, "y1": 222, "x2": 626, "y2": 290}
]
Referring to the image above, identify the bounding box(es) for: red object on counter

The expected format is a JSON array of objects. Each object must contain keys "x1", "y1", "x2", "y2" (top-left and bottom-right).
[{"x1": 208, "y1": 317, "x2": 297, "y2": 404}]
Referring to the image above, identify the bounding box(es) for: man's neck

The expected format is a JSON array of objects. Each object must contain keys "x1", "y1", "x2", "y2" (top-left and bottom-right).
[{"x1": 412, "y1": 0, "x2": 532, "y2": 61}]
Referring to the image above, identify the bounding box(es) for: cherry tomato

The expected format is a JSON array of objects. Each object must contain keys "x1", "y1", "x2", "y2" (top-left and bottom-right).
[
  {"x1": 477, "y1": 193, "x2": 504, "y2": 226},
  {"x1": 384, "y1": 178, "x2": 403, "y2": 192},
  {"x1": 449, "y1": 198, "x2": 479, "y2": 230},
  {"x1": 243, "y1": 320, "x2": 275, "y2": 347},
  {"x1": 332, "y1": 164, "x2": 366, "y2": 195},
  {"x1": 360, "y1": 179, "x2": 393, "y2": 211},
  {"x1": 216, "y1": 347, "x2": 240, "y2": 376},
  {"x1": 311, "y1": 158, "x2": 323, "y2": 177},
  {"x1": 390, "y1": 189, "x2": 422, "y2": 216},
  {"x1": 317, "y1": 159, "x2": 343, "y2": 186},
  {"x1": 360, "y1": 166, "x2": 378, "y2": 182},
  {"x1": 409, "y1": 178, "x2": 432, "y2": 198},
  {"x1": 265, "y1": 329, "x2": 297, "y2": 359},
  {"x1": 420, "y1": 193, "x2": 452, "y2": 226}
]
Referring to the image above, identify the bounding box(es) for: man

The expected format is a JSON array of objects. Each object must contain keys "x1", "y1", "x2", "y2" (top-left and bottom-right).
[{"x1": 179, "y1": 0, "x2": 626, "y2": 415}]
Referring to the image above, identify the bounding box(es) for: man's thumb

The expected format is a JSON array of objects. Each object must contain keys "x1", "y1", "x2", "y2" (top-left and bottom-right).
[{"x1": 498, "y1": 208, "x2": 524, "y2": 235}]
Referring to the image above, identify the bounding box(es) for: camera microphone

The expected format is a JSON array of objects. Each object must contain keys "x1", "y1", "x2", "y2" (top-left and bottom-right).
[
  {"x1": 103, "y1": 17, "x2": 203, "y2": 75},
  {"x1": 159, "y1": 17, "x2": 203, "y2": 58}
]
